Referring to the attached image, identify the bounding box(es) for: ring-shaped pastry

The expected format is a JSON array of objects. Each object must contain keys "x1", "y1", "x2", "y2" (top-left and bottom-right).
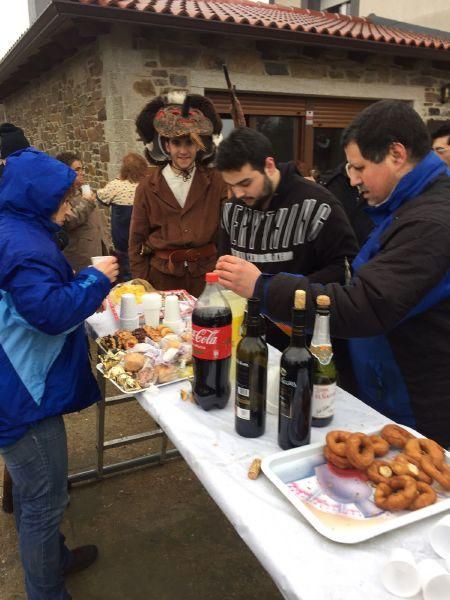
[
  {"x1": 346, "y1": 433, "x2": 375, "y2": 469},
  {"x1": 392, "y1": 454, "x2": 433, "y2": 484},
  {"x1": 366, "y1": 460, "x2": 394, "y2": 484},
  {"x1": 404, "y1": 438, "x2": 444, "y2": 467},
  {"x1": 421, "y1": 456, "x2": 450, "y2": 490},
  {"x1": 325, "y1": 431, "x2": 351, "y2": 458},
  {"x1": 323, "y1": 446, "x2": 352, "y2": 469},
  {"x1": 380, "y1": 424, "x2": 414, "y2": 448},
  {"x1": 374, "y1": 475, "x2": 417, "y2": 511},
  {"x1": 409, "y1": 481, "x2": 437, "y2": 510},
  {"x1": 369, "y1": 435, "x2": 390, "y2": 457}
]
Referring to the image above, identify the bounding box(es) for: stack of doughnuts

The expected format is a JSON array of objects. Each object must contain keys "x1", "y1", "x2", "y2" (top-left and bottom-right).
[{"x1": 323, "y1": 424, "x2": 450, "y2": 512}]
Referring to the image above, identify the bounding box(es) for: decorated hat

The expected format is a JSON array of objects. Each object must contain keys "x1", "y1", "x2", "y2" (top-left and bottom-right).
[{"x1": 135, "y1": 92, "x2": 222, "y2": 166}]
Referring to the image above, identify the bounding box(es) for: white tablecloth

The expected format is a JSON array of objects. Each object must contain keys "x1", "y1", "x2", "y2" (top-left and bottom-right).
[{"x1": 138, "y1": 382, "x2": 447, "y2": 600}]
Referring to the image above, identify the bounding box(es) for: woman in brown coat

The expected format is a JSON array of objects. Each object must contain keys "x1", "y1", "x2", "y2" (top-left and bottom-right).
[
  {"x1": 129, "y1": 93, "x2": 227, "y2": 297},
  {"x1": 56, "y1": 152, "x2": 104, "y2": 272}
]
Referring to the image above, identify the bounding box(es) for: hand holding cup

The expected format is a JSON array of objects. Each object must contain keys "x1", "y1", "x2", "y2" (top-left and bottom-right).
[{"x1": 92, "y1": 256, "x2": 119, "y2": 283}]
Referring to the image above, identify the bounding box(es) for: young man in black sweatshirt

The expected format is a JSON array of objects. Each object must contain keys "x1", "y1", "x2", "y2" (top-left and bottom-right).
[{"x1": 216, "y1": 127, "x2": 358, "y2": 388}]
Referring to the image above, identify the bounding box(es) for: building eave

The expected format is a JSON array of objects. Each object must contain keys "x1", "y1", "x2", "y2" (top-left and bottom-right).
[{"x1": 0, "y1": 0, "x2": 449, "y2": 101}]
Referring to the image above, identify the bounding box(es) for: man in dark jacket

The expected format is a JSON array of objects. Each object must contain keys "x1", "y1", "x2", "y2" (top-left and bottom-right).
[
  {"x1": 216, "y1": 101, "x2": 450, "y2": 447},
  {"x1": 0, "y1": 148, "x2": 119, "y2": 598},
  {"x1": 317, "y1": 162, "x2": 373, "y2": 246},
  {"x1": 216, "y1": 127, "x2": 358, "y2": 358}
]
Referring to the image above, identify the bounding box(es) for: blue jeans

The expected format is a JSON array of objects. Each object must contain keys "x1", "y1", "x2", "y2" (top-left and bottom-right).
[{"x1": 0, "y1": 415, "x2": 72, "y2": 599}]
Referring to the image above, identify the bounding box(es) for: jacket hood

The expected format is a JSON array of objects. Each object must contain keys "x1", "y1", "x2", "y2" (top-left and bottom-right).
[{"x1": 0, "y1": 148, "x2": 76, "y2": 228}]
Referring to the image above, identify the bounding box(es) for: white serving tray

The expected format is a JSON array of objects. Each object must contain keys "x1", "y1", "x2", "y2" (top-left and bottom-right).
[
  {"x1": 261, "y1": 427, "x2": 450, "y2": 544},
  {"x1": 96, "y1": 363, "x2": 188, "y2": 396}
]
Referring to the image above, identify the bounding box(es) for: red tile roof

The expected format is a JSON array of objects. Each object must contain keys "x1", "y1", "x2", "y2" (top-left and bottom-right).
[{"x1": 72, "y1": 0, "x2": 450, "y2": 51}]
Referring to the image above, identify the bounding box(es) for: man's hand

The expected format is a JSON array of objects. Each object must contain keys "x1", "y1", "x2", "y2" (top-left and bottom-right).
[
  {"x1": 93, "y1": 256, "x2": 119, "y2": 284},
  {"x1": 215, "y1": 255, "x2": 261, "y2": 298}
]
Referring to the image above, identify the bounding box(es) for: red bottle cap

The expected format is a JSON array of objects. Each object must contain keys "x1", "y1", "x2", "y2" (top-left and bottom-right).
[{"x1": 205, "y1": 272, "x2": 218, "y2": 283}]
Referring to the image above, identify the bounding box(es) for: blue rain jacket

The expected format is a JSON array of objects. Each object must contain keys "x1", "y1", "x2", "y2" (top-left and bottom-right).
[
  {"x1": 0, "y1": 148, "x2": 111, "y2": 446},
  {"x1": 348, "y1": 152, "x2": 450, "y2": 427}
]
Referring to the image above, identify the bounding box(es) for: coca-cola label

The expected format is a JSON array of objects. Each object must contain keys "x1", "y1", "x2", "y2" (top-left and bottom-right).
[{"x1": 192, "y1": 324, "x2": 231, "y2": 360}]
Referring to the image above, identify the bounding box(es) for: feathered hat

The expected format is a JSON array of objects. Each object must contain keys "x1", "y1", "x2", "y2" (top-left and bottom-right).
[{"x1": 135, "y1": 91, "x2": 222, "y2": 166}]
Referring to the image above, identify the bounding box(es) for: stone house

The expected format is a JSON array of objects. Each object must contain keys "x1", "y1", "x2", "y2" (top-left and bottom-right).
[{"x1": 1, "y1": 0, "x2": 450, "y2": 185}]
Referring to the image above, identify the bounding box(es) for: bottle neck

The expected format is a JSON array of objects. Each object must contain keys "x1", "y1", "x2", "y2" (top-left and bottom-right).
[
  {"x1": 311, "y1": 309, "x2": 331, "y2": 347},
  {"x1": 290, "y1": 308, "x2": 306, "y2": 347}
]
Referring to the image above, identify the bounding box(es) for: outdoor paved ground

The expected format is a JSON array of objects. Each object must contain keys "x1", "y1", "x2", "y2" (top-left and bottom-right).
[{"x1": 0, "y1": 399, "x2": 282, "y2": 600}]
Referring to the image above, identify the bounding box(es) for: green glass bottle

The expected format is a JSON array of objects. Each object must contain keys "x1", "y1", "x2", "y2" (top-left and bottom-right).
[
  {"x1": 310, "y1": 295, "x2": 337, "y2": 427},
  {"x1": 235, "y1": 298, "x2": 267, "y2": 438},
  {"x1": 278, "y1": 290, "x2": 313, "y2": 449}
]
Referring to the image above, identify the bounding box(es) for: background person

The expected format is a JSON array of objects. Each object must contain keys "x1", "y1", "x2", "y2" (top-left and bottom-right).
[
  {"x1": 97, "y1": 152, "x2": 149, "y2": 281},
  {"x1": 216, "y1": 101, "x2": 450, "y2": 447},
  {"x1": 56, "y1": 152, "x2": 104, "y2": 272},
  {"x1": 0, "y1": 122, "x2": 30, "y2": 178},
  {"x1": 431, "y1": 122, "x2": 450, "y2": 167},
  {"x1": 129, "y1": 92, "x2": 227, "y2": 297},
  {"x1": 317, "y1": 161, "x2": 373, "y2": 246},
  {"x1": 0, "y1": 147, "x2": 119, "y2": 598}
]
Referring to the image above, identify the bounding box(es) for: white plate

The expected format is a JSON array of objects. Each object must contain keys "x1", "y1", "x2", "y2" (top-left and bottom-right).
[
  {"x1": 96, "y1": 363, "x2": 189, "y2": 396},
  {"x1": 261, "y1": 427, "x2": 450, "y2": 544}
]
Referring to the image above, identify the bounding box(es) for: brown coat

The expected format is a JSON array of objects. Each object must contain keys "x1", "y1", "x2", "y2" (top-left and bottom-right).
[
  {"x1": 63, "y1": 190, "x2": 103, "y2": 273},
  {"x1": 129, "y1": 166, "x2": 227, "y2": 297}
]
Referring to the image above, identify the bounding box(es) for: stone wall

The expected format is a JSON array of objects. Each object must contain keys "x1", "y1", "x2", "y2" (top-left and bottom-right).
[
  {"x1": 3, "y1": 23, "x2": 450, "y2": 183},
  {"x1": 3, "y1": 42, "x2": 108, "y2": 187},
  {"x1": 99, "y1": 24, "x2": 450, "y2": 178}
]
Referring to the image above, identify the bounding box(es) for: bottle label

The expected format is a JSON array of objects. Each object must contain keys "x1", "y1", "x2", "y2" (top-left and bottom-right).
[
  {"x1": 236, "y1": 406, "x2": 251, "y2": 420},
  {"x1": 310, "y1": 345, "x2": 334, "y2": 366},
  {"x1": 192, "y1": 324, "x2": 231, "y2": 360},
  {"x1": 312, "y1": 382, "x2": 336, "y2": 418},
  {"x1": 236, "y1": 360, "x2": 251, "y2": 419},
  {"x1": 279, "y1": 376, "x2": 295, "y2": 419}
]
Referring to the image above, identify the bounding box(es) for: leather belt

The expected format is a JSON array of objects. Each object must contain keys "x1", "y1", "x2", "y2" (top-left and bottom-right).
[{"x1": 152, "y1": 243, "x2": 217, "y2": 273}]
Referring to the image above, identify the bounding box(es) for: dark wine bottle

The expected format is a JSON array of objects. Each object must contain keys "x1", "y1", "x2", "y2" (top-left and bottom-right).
[
  {"x1": 278, "y1": 290, "x2": 313, "y2": 450},
  {"x1": 235, "y1": 298, "x2": 267, "y2": 438},
  {"x1": 310, "y1": 295, "x2": 337, "y2": 427}
]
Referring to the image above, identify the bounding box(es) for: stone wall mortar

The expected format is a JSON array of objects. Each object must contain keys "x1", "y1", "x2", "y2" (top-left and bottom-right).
[
  {"x1": 3, "y1": 42, "x2": 108, "y2": 187},
  {"x1": 3, "y1": 24, "x2": 450, "y2": 186}
]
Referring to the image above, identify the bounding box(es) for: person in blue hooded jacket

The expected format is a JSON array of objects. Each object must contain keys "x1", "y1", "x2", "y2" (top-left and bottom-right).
[
  {"x1": 216, "y1": 100, "x2": 450, "y2": 447},
  {"x1": 0, "y1": 148, "x2": 119, "y2": 599}
]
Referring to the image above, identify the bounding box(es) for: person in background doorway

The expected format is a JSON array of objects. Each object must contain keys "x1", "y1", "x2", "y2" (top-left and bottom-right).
[
  {"x1": 97, "y1": 152, "x2": 149, "y2": 281},
  {"x1": 317, "y1": 162, "x2": 373, "y2": 246},
  {"x1": 56, "y1": 152, "x2": 103, "y2": 273}
]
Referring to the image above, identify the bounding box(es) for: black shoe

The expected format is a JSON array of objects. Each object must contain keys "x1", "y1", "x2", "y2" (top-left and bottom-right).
[{"x1": 64, "y1": 545, "x2": 98, "y2": 576}]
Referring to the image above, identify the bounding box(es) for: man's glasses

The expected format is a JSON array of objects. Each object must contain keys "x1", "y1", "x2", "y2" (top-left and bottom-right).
[{"x1": 433, "y1": 146, "x2": 450, "y2": 155}]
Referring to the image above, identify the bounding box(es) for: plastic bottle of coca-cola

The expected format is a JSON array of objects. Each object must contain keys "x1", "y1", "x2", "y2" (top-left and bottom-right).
[{"x1": 192, "y1": 272, "x2": 232, "y2": 410}]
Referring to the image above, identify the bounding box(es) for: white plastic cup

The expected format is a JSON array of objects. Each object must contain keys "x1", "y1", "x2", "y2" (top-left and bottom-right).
[
  {"x1": 81, "y1": 183, "x2": 92, "y2": 199},
  {"x1": 163, "y1": 294, "x2": 181, "y2": 322},
  {"x1": 418, "y1": 558, "x2": 450, "y2": 600},
  {"x1": 162, "y1": 318, "x2": 185, "y2": 336},
  {"x1": 429, "y1": 515, "x2": 450, "y2": 559},
  {"x1": 380, "y1": 548, "x2": 421, "y2": 598},
  {"x1": 119, "y1": 316, "x2": 139, "y2": 332},
  {"x1": 91, "y1": 256, "x2": 105, "y2": 266},
  {"x1": 142, "y1": 293, "x2": 162, "y2": 327},
  {"x1": 120, "y1": 293, "x2": 138, "y2": 320}
]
